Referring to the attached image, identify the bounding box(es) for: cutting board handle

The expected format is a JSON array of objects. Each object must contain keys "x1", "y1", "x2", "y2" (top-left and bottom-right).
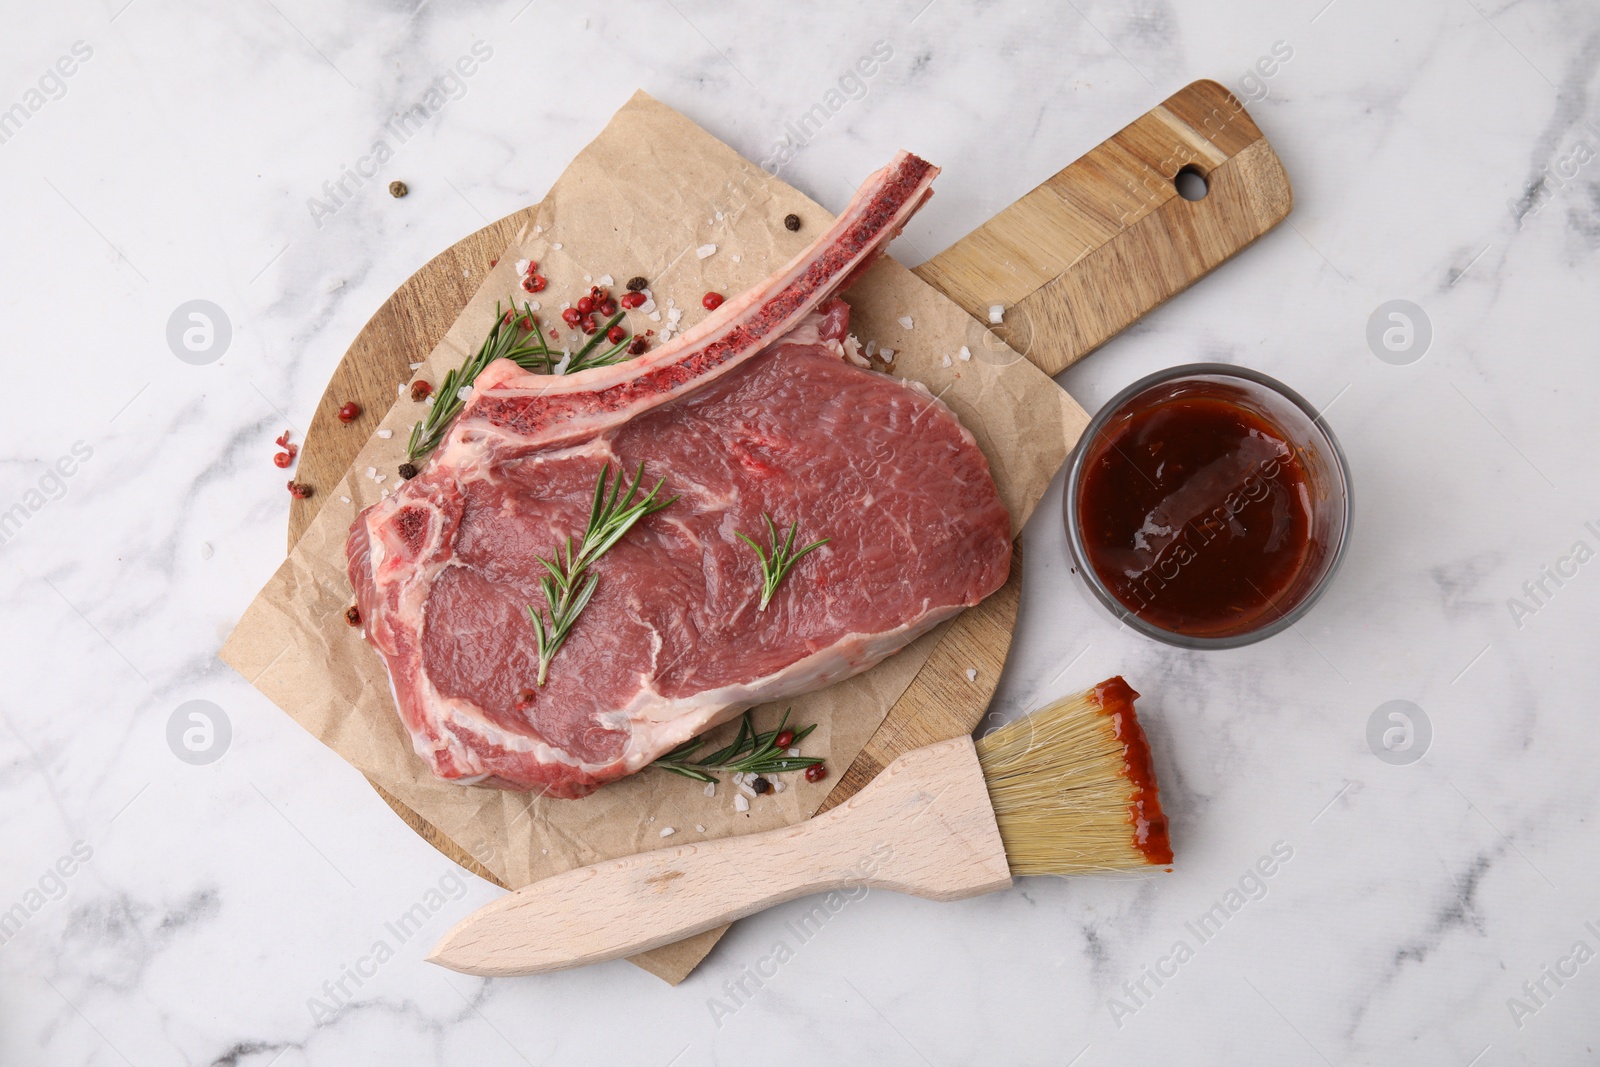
[{"x1": 916, "y1": 79, "x2": 1293, "y2": 377}]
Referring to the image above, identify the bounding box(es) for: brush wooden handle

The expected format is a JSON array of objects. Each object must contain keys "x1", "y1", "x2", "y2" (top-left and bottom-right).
[{"x1": 427, "y1": 737, "x2": 1012, "y2": 976}]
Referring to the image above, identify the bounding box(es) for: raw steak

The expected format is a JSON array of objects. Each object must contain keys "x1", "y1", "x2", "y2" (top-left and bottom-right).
[{"x1": 347, "y1": 152, "x2": 1012, "y2": 798}]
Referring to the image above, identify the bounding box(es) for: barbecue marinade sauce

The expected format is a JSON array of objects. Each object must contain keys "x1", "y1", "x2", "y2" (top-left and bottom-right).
[{"x1": 1076, "y1": 394, "x2": 1315, "y2": 636}]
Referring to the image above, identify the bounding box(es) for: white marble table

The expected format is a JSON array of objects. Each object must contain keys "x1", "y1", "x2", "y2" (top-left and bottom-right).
[{"x1": 3, "y1": 1, "x2": 1597, "y2": 1064}]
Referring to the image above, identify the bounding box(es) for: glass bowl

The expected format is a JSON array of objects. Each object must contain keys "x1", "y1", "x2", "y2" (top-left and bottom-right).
[{"x1": 1062, "y1": 364, "x2": 1352, "y2": 649}]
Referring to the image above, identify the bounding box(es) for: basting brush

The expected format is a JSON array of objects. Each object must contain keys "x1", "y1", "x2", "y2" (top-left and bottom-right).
[{"x1": 428, "y1": 677, "x2": 1172, "y2": 976}]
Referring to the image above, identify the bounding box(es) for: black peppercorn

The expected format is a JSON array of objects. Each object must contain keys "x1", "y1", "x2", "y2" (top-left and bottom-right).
[
  {"x1": 751, "y1": 776, "x2": 771, "y2": 795},
  {"x1": 625, "y1": 276, "x2": 648, "y2": 292},
  {"x1": 398, "y1": 462, "x2": 418, "y2": 480},
  {"x1": 389, "y1": 181, "x2": 408, "y2": 198},
  {"x1": 345, "y1": 605, "x2": 362, "y2": 627},
  {"x1": 783, "y1": 213, "x2": 801, "y2": 231}
]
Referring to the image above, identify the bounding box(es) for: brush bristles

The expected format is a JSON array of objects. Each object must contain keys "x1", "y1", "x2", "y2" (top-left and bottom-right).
[{"x1": 975, "y1": 678, "x2": 1171, "y2": 876}]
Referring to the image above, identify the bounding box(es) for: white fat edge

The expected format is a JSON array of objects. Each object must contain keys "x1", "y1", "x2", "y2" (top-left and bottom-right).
[
  {"x1": 613, "y1": 609, "x2": 966, "y2": 772},
  {"x1": 838, "y1": 335, "x2": 870, "y2": 368}
]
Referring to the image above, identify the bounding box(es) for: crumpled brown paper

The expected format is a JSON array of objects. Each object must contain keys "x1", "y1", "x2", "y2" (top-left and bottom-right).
[{"x1": 221, "y1": 91, "x2": 1085, "y2": 982}]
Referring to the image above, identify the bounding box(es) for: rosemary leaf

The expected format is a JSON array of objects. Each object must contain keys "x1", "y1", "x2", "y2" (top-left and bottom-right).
[
  {"x1": 651, "y1": 709, "x2": 824, "y2": 782},
  {"x1": 406, "y1": 298, "x2": 643, "y2": 464},
  {"x1": 525, "y1": 463, "x2": 676, "y2": 685},
  {"x1": 737, "y1": 514, "x2": 830, "y2": 610}
]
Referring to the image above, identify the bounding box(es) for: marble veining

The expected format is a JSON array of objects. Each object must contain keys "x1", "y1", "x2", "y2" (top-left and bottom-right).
[{"x1": 2, "y1": 0, "x2": 1599, "y2": 1064}]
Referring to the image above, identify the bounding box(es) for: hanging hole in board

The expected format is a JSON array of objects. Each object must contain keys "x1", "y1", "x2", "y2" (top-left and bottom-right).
[{"x1": 1174, "y1": 165, "x2": 1209, "y2": 201}]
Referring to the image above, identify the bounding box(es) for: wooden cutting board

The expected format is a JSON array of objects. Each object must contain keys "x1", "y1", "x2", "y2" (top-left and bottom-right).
[{"x1": 287, "y1": 80, "x2": 1289, "y2": 981}]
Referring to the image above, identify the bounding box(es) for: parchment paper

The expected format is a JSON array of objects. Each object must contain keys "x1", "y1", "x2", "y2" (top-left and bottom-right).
[{"x1": 221, "y1": 91, "x2": 1087, "y2": 982}]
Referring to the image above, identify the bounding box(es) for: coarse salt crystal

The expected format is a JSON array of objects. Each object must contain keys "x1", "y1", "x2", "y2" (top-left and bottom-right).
[
  {"x1": 738, "y1": 781, "x2": 757, "y2": 798},
  {"x1": 340, "y1": 495, "x2": 351, "y2": 504},
  {"x1": 648, "y1": 310, "x2": 662, "y2": 322},
  {"x1": 732, "y1": 254, "x2": 741, "y2": 263},
  {"x1": 941, "y1": 354, "x2": 952, "y2": 368},
  {"x1": 457, "y1": 385, "x2": 473, "y2": 402},
  {"x1": 703, "y1": 782, "x2": 716, "y2": 798},
  {"x1": 773, "y1": 780, "x2": 785, "y2": 793},
  {"x1": 966, "y1": 668, "x2": 978, "y2": 682},
  {"x1": 199, "y1": 541, "x2": 213, "y2": 559},
  {"x1": 715, "y1": 211, "x2": 724, "y2": 221},
  {"x1": 696, "y1": 824, "x2": 706, "y2": 833},
  {"x1": 734, "y1": 794, "x2": 750, "y2": 813},
  {"x1": 880, "y1": 347, "x2": 895, "y2": 364},
  {"x1": 864, "y1": 338, "x2": 878, "y2": 357},
  {"x1": 375, "y1": 474, "x2": 386, "y2": 484},
  {"x1": 583, "y1": 273, "x2": 593, "y2": 283},
  {"x1": 398, "y1": 383, "x2": 405, "y2": 396},
  {"x1": 660, "y1": 827, "x2": 675, "y2": 837},
  {"x1": 667, "y1": 307, "x2": 684, "y2": 322},
  {"x1": 958, "y1": 346, "x2": 972, "y2": 362},
  {"x1": 366, "y1": 467, "x2": 377, "y2": 479},
  {"x1": 514, "y1": 259, "x2": 530, "y2": 275},
  {"x1": 989, "y1": 305, "x2": 1005, "y2": 324},
  {"x1": 424, "y1": 395, "x2": 435, "y2": 406},
  {"x1": 534, "y1": 225, "x2": 543, "y2": 234},
  {"x1": 409, "y1": 362, "x2": 423, "y2": 370},
  {"x1": 696, "y1": 243, "x2": 717, "y2": 259},
  {"x1": 898, "y1": 315, "x2": 914, "y2": 330},
  {"x1": 786, "y1": 747, "x2": 800, "y2": 757},
  {"x1": 600, "y1": 274, "x2": 614, "y2": 285},
  {"x1": 529, "y1": 300, "x2": 540, "y2": 310},
  {"x1": 552, "y1": 242, "x2": 562, "y2": 250},
  {"x1": 376, "y1": 429, "x2": 393, "y2": 439}
]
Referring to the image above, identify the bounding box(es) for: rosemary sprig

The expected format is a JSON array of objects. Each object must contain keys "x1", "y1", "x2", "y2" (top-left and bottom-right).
[
  {"x1": 652, "y1": 709, "x2": 822, "y2": 783},
  {"x1": 525, "y1": 463, "x2": 676, "y2": 685},
  {"x1": 405, "y1": 301, "x2": 640, "y2": 462},
  {"x1": 736, "y1": 514, "x2": 830, "y2": 610},
  {"x1": 565, "y1": 310, "x2": 632, "y2": 374},
  {"x1": 406, "y1": 299, "x2": 557, "y2": 460}
]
